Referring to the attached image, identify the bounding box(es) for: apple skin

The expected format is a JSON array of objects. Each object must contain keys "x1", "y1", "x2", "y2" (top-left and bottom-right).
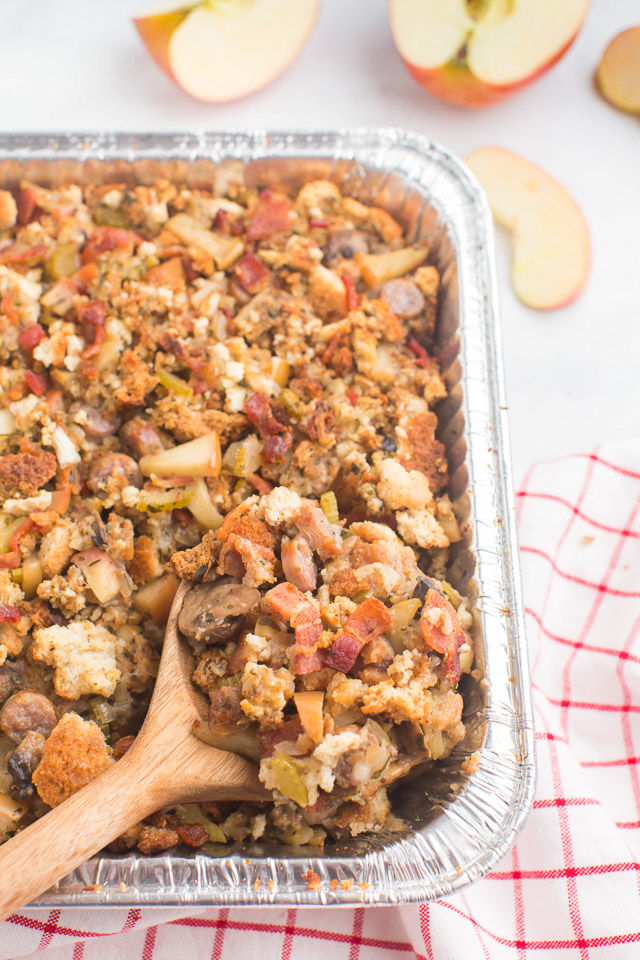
[
  {"x1": 133, "y1": 6, "x2": 193, "y2": 83},
  {"x1": 399, "y1": 33, "x2": 578, "y2": 108}
]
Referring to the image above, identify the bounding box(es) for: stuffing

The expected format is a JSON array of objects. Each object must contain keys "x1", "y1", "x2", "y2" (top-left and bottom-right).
[
  {"x1": 32, "y1": 620, "x2": 120, "y2": 700},
  {"x1": 39, "y1": 519, "x2": 76, "y2": 578},
  {"x1": 32, "y1": 713, "x2": 113, "y2": 808},
  {"x1": 396, "y1": 509, "x2": 450, "y2": 550},
  {"x1": 376, "y1": 458, "x2": 432, "y2": 511},
  {"x1": 36, "y1": 565, "x2": 87, "y2": 617},
  {"x1": 307, "y1": 266, "x2": 349, "y2": 320},
  {"x1": 240, "y1": 662, "x2": 294, "y2": 727},
  {"x1": 0, "y1": 172, "x2": 472, "y2": 852},
  {"x1": 332, "y1": 787, "x2": 391, "y2": 837},
  {"x1": 295, "y1": 180, "x2": 342, "y2": 217},
  {"x1": 129, "y1": 535, "x2": 164, "y2": 584},
  {"x1": 2, "y1": 490, "x2": 53, "y2": 515}
]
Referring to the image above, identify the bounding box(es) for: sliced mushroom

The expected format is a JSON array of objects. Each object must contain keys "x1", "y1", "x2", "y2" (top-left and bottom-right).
[
  {"x1": 0, "y1": 660, "x2": 25, "y2": 704},
  {"x1": 0, "y1": 691, "x2": 58, "y2": 743},
  {"x1": 325, "y1": 229, "x2": 369, "y2": 263},
  {"x1": 178, "y1": 578, "x2": 261, "y2": 643},
  {"x1": 7, "y1": 730, "x2": 45, "y2": 799}
]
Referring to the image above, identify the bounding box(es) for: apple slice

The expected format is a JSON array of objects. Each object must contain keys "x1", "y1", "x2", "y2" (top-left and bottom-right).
[
  {"x1": 139, "y1": 431, "x2": 221, "y2": 477},
  {"x1": 134, "y1": 0, "x2": 318, "y2": 103},
  {"x1": 596, "y1": 27, "x2": 640, "y2": 114},
  {"x1": 465, "y1": 148, "x2": 590, "y2": 310},
  {"x1": 389, "y1": 0, "x2": 590, "y2": 107}
]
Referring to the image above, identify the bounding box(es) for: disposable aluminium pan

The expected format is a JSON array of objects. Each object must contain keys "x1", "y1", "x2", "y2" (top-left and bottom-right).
[{"x1": 0, "y1": 129, "x2": 535, "y2": 906}]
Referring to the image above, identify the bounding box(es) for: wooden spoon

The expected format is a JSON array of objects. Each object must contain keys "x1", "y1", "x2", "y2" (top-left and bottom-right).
[{"x1": 0, "y1": 581, "x2": 268, "y2": 921}]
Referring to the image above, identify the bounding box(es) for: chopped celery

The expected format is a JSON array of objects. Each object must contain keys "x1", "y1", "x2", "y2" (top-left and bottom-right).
[
  {"x1": 174, "y1": 803, "x2": 226, "y2": 843},
  {"x1": 270, "y1": 756, "x2": 309, "y2": 807},
  {"x1": 319, "y1": 490, "x2": 339, "y2": 524},
  {"x1": 157, "y1": 367, "x2": 193, "y2": 398}
]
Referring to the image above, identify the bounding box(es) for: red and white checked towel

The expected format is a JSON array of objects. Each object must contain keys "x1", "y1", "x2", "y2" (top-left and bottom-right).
[{"x1": 2, "y1": 442, "x2": 640, "y2": 960}]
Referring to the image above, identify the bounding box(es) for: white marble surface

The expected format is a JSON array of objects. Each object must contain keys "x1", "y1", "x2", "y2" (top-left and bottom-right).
[{"x1": 2, "y1": 0, "x2": 638, "y2": 482}]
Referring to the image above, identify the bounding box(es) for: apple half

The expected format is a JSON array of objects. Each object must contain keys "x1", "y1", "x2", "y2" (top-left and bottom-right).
[
  {"x1": 465, "y1": 147, "x2": 590, "y2": 310},
  {"x1": 596, "y1": 27, "x2": 640, "y2": 115},
  {"x1": 389, "y1": 0, "x2": 590, "y2": 108},
  {"x1": 134, "y1": 0, "x2": 318, "y2": 103}
]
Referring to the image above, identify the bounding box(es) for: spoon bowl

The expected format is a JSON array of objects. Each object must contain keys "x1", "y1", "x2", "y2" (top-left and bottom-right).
[{"x1": 0, "y1": 580, "x2": 268, "y2": 921}]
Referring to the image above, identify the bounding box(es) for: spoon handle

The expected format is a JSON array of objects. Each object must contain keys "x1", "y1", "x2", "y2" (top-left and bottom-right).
[{"x1": 0, "y1": 746, "x2": 159, "y2": 923}]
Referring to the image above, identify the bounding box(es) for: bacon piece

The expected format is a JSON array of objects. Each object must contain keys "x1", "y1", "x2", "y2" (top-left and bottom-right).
[
  {"x1": 341, "y1": 272, "x2": 359, "y2": 311},
  {"x1": 325, "y1": 597, "x2": 393, "y2": 673},
  {"x1": 0, "y1": 604, "x2": 20, "y2": 624},
  {"x1": 262, "y1": 431, "x2": 292, "y2": 463},
  {"x1": 420, "y1": 589, "x2": 464, "y2": 683},
  {"x1": 282, "y1": 536, "x2": 317, "y2": 593},
  {"x1": 257, "y1": 717, "x2": 303, "y2": 758},
  {"x1": 76, "y1": 299, "x2": 107, "y2": 359},
  {"x1": 81, "y1": 226, "x2": 142, "y2": 263},
  {"x1": 18, "y1": 324, "x2": 45, "y2": 351},
  {"x1": 306, "y1": 400, "x2": 335, "y2": 447},
  {"x1": 246, "y1": 473, "x2": 273, "y2": 495},
  {"x1": 0, "y1": 243, "x2": 49, "y2": 265},
  {"x1": 233, "y1": 253, "x2": 271, "y2": 294},
  {"x1": 264, "y1": 582, "x2": 324, "y2": 674},
  {"x1": 309, "y1": 217, "x2": 331, "y2": 229},
  {"x1": 0, "y1": 553, "x2": 20, "y2": 570},
  {"x1": 247, "y1": 196, "x2": 290, "y2": 240},
  {"x1": 17, "y1": 186, "x2": 38, "y2": 225},
  {"x1": 24, "y1": 370, "x2": 48, "y2": 396},
  {"x1": 407, "y1": 336, "x2": 431, "y2": 369},
  {"x1": 245, "y1": 392, "x2": 288, "y2": 437},
  {"x1": 294, "y1": 499, "x2": 340, "y2": 560},
  {"x1": 1, "y1": 291, "x2": 17, "y2": 322}
]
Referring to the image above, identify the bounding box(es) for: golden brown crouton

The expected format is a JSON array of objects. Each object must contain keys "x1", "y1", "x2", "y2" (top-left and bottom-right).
[
  {"x1": 136, "y1": 824, "x2": 179, "y2": 854},
  {"x1": 113, "y1": 351, "x2": 159, "y2": 412},
  {"x1": 129, "y1": 535, "x2": 164, "y2": 585},
  {"x1": 170, "y1": 531, "x2": 220, "y2": 580},
  {"x1": 32, "y1": 713, "x2": 113, "y2": 807},
  {"x1": 0, "y1": 451, "x2": 57, "y2": 500}
]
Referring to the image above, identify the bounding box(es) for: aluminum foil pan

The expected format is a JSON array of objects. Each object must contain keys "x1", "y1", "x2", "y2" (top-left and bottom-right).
[{"x1": 0, "y1": 130, "x2": 535, "y2": 906}]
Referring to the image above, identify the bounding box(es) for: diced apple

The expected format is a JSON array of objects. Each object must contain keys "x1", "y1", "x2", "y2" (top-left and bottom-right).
[
  {"x1": 0, "y1": 411, "x2": 15, "y2": 436},
  {"x1": 271, "y1": 356, "x2": 290, "y2": 388},
  {"x1": 389, "y1": 0, "x2": 590, "y2": 108},
  {"x1": 187, "y1": 477, "x2": 224, "y2": 530},
  {"x1": 134, "y1": 0, "x2": 319, "y2": 104},
  {"x1": 134, "y1": 572, "x2": 180, "y2": 627},
  {"x1": 293, "y1": 691, "x2": 324, "y2": 744},
  {"x1": 139, "y1": 431, "x2": 221, "y2": 478},
  {"x1": 596, "y1": 27, "x2": 640, "y2": 114},
  {"x1": 356, "y1": 245, "x2": 430, "y2": 288},
  {"x1": 165, "y1": 213, "x2": 244, "y2": 269},
  {"x1": 21, "y1": 557, "x2": 44, "y2": 600},
  {"x1": 73, "y1": 548, "x2": 123, "y2": 604},
  {"x1": 50, "y1": 486, "x2": 71, "y2": 515},
  {"x1": 465, "y1": 147, "x2": 590, "y2": 310}
]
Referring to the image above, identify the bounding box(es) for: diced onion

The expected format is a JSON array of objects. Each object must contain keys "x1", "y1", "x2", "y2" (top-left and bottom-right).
[{"x1": 51, "y1": 425, "x2": 80, "y2": 468}]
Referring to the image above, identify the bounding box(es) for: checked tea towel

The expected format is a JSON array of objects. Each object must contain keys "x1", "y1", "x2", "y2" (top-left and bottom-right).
[{"x1": 1, "y1": 441, "x2": 640, "y2": 959}]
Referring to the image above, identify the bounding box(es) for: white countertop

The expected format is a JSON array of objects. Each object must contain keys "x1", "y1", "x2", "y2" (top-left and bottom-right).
[{"x1": 3, "y1": 0, "x2": 638, "y2": 483}]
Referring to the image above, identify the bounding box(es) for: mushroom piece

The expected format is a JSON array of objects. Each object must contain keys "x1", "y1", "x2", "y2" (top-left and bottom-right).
[
  {"x1": 324, "y1": 229, "x2": 369, "y2": 263},
  {"x1": 7, "y1": 731, "x2": 45, "y2": 800},
  {"x1": 178, "y1": 578, "x2": 261, "y2": 644},
  {"x1": 0, "y1": 691, "x2": 59, "y2": 743}
]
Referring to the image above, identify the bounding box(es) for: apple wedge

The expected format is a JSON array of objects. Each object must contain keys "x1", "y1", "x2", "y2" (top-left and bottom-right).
[
  {"x1": 139, "y1": 431, "x2": 221, "y2": 477},
  {"x1": 389, "y1": 0, "x2": 590, "y2": 107},
  {"x1": 596, "y1": 27, "x2": 640, "y2": 115},
  {"x1": 465, "y1": 148, "x2": 590, "y2": 310},
  {"x1": 134, "y1": 0, "x2": 319, "y2": 103}
]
